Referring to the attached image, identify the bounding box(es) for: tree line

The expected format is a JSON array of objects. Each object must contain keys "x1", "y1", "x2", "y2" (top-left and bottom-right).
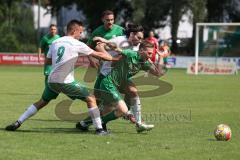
[{"x1": 0, "y1": 0, "x2": 239, "y2": 54}]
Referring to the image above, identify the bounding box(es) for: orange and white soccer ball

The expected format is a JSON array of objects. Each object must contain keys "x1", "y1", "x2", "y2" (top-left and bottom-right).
[{"x1": 214, "y1": 124, "x2": 232, "y2": 141}]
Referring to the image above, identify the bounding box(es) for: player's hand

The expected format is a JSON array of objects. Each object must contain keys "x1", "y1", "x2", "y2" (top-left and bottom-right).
[
  {"x1": 112, "y1": 55, "x2": 122, "y2": 61},
  {"x1": 93, "y1": 37, "x2": 108, "y2": 44},
  {"x1": 114, "y1": 47, "x2": 122, "y2": 53},
  {"x1": 88, "y1": 56, "x2": 100, "y2": 69},
  {"x1": 157, "y1": 45, "x2": 170, "y2": 58},
  {"x1": 147, "y1": 58, "x2": 154, "y2": 64}
]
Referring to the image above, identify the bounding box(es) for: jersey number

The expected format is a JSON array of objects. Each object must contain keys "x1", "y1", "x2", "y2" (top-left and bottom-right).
[{"x1": 56, "y1": 46, "x2": 65, "y2": 63}]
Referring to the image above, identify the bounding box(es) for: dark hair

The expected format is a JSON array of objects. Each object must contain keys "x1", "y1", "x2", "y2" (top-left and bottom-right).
[
  {"x1": 139, "y1": 40, "x2": 154, "y2": 50},
  {"x1": 101, "y1": 10, "x2": 114, "y2": 18},
  {"x1": 49, "y1": 24, "x2": 57, "y2": 28},
  {"x1": 66, "y1": 19, "x2": 83, "y2": 33},
  {"x1": 125, "y1": 23, "x2": 144, "y2": 37}
]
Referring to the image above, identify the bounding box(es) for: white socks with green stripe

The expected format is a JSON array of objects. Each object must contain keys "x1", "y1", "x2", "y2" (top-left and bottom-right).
[
  {"x1": 131, "y1": 96, "x2": 141, "y2": 124},
  {"x1": 18, "y1": 104, "x2": 38, "y2": 124},
  {"x1": 88, "y1": 107, "x2": 102, "y2": 129}
]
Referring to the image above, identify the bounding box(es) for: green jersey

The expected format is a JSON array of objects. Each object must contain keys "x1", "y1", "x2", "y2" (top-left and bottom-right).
[
  {"x1": 40, "y1": 34, "x2": 60, "y2": 56},
  {"x1": 106, "y1": 49, "x2": 151, "y2": 87},
  {"x1": 87, "y1": 24, "x2": 124, "y2": 48},
  {"x1": 99, "y1": 49, "x2": 151, "y2": 104},
  {"x1": 39, "y1": 34, "x2": 60, "y2": 76}
]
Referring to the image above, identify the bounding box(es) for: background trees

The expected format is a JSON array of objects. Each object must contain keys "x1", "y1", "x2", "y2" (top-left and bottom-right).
[
  {"x1": 0, "y1": 0, "x2": 37, "y2": 52},
  {"x1": 0, "y1": 0, "x2": 239, "y2": 54}
]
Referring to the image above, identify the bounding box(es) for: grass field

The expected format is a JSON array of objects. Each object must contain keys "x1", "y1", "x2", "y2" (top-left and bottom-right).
[{"x1": 0, "y1": 66, "x2": 240, "y2": 160}]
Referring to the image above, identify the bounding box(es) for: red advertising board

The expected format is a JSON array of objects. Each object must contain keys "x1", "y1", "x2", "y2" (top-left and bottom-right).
[
  {"x1": 187, "y1": 61, "x2": 238, "y2": 75},
  {"x1": 0, "y1": 53, "x2": 90, "y2": 66}
]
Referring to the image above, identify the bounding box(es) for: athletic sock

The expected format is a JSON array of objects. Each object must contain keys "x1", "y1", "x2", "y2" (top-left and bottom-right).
[
  {"x1": 88, "y1": 107, "x2": 102, "y2": 129},
  {"x1": 131, "y1": 96, "x2": 142, "y2": 124},
  {"x1": 18, "y1": 104, "x2": 38, "y2": 124},
  {"x1": 101, "y1": 110, "x2": 118, "y2": 124}
]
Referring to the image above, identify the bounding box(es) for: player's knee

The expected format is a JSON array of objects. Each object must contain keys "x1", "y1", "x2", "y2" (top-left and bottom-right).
[
  {"x1": 128, "y1": 87, "x2": 138, "y2": 97},
  {"x1": 115, "y1": 100, "x2": 128, "y2": 117},
  {"x1": 34, "y1": 98, "x2": 49, "y2": 110},
  {"x1": 85, "y1": 95, "x2": 97, "y2": 107}
]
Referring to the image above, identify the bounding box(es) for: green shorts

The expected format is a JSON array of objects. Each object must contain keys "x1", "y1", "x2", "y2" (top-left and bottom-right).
[
  {"x1": 117, "y1": 77, "x2": 133, "y2": 93},
  {"x1": 48, "y1": 81, "x2": 90, "y2": 101},
  {"x1": 99, "y1": 77, "x2": 123, "y2": 105},
  {"x1": 41, "y1": 82, "x2": 59, "y2": 102},
  {"x1": 94, "y1": 74, "x2": 106, "y2": 103},
  {"x1": 94, "y1": 74, "x2": 106, "y2": 90}
]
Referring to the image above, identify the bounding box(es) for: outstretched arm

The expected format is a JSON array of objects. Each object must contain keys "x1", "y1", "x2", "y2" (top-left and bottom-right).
[
  {"x1": 90, "y1": 51, "x2": 121, "y2": 62},
  {"x1": 148, "y1": 58, "x2": 167, "y2": 77}
]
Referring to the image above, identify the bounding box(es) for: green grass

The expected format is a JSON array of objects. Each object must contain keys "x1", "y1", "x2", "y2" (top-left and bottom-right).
[{"x1": 0, "y1": 66, "x2": 240, "y2": 160}]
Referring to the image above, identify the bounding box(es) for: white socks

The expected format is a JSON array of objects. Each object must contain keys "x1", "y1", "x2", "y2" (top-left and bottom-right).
[
  {"x1": 18, "y1": 104, "x2": 38, "y2": 124},
  {"x1": 88, "y1": 107, "x2": 102, "y2": 129},
  {"x1": 17, "y1": 105, "x2": 103, "y2": 130},
  {"x1": 131, "y1": 96, "x2": 141, "y2": 124}
]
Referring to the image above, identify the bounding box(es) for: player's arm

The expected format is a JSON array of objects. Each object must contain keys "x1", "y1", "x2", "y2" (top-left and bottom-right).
[
  {"x1": 45, "y1": 58, "x2": 52, "y2": 65},
  {"x1": 90, "y1": 51, "x2": 121, "y2": 61},
  {"x1": 38, "y1": 48, "x2": 42, "y2": 63},
  {"x1": 87, "y1": 39, "x2": 113, "y2": 69},
  {"x1": 86, "y1": 36, "x2": 110, "y2": 69},
  {"x1": 38, "y1": 39, "x2": 44, "y2": 63},
  {"x1": 93, "y1": 37, "x2": 117, "y2": 50},
  {"x1": 148, "y1": 58, "x2": 167, "y2": 77},
  {"x1": 85, "y1": 38, "x2": 122, "y2": 62},
  {"x1": 87, "y1": 56, "x2": 100, "y2": 69},
  {"x1": 157, "y1": 43, "x2": 171, "y2": 58}
]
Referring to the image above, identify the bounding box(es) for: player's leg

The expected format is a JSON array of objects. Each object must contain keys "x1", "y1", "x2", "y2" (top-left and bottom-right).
[
  {"x1": 124, "y1": 80, "x2": 154, "y2": 132},
  {"x1": 55, "y1": 81, "x2": 108, "y2": 135},
  {"x1": 124, "y1": 81, "x2": 141, "y2": 124},
  {"x1": 5, "y1": 83, "x2": 58, "y2": 131},
  {"x1": 84, "y1": 95, "x2": 108, "y2": 135},
  {"x1": 93, "y1": 74, "x2": 106, "y2": 105},
  {"x1": 77, "y1": 79, "x2": 130, "y2": 132}
]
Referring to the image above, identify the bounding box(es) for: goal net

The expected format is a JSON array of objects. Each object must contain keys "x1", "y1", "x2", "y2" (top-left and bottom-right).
[{"x1": 190, "y1": 23, "x2": 240, "y2": 75}]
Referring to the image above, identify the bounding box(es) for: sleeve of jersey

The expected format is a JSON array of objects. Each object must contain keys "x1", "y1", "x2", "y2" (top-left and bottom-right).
[{"x1": 78, "y1": 42, "x2": 94, "y2": 55}]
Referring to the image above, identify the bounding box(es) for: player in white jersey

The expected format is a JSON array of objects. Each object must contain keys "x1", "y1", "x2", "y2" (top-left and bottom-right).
[
  {"x1": 5, "y1": 20, "x2": 120, "y2": 135},
  {"x1": 77, "y1": 24, "x2": 155, "y2": 133}
]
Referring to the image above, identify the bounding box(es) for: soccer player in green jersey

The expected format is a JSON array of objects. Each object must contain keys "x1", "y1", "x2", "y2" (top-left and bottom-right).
[
  {"x1": 77, "y1": 24, "x2": 156, "y2": 133},
  {"x1": 87, "y1": 10, "x2": 124, "y2": 49},
  {"x1": 38, "y1": 24, "x2": 60, "y2": 84},
  {"x1": 87, "y1": 10, "x2": 124, "y2": 104},
  {"x1": 78, "y1": 41, "x2": 166, "y2": 133}
]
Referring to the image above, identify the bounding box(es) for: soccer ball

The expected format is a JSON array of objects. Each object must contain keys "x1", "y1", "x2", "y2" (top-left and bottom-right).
[{"x1": 214, "y1": 124, "x2": 232, "y2": 141}]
